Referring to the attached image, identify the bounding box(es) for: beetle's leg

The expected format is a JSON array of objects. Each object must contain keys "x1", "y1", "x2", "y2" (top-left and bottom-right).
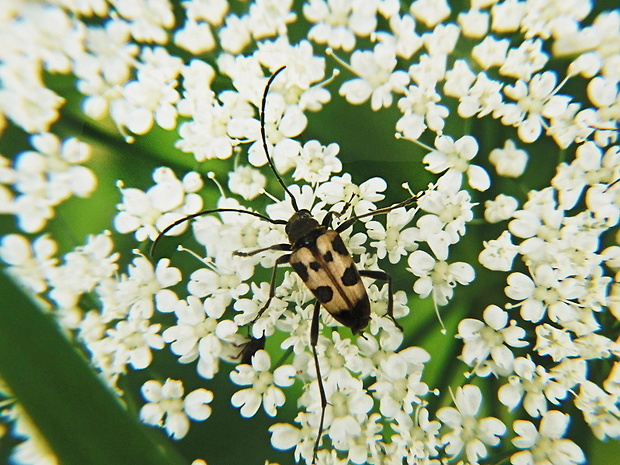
[
  {"x1": 335, "y1": 194, "x2": 421, "y2": 233},
  {"x1": 249, "y1": 253, "x2": 291, "y2": 324},
  {"x1": 233, "y1": 243, "x2": 291, "y2": 257},
  {"x1": 358, "y1": 269, "x2": 403, "y2": 331},
  {"x1": 310, "y1": 299, "x2": 326, "y2": 465},
  {"x1": 234, "y1": 334, "x2": 266, "y2": 365},
  {"x1": 322, "y1": 194, "x2": 356, "y2": 227}
]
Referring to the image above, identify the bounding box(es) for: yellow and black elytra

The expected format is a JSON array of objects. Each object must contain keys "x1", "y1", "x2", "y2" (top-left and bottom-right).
[{"x1": 152, "y1": 66, "x2": 421, "y2": 464}]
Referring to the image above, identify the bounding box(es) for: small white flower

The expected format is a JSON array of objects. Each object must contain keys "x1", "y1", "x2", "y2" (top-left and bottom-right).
[
  {"x1": 489, "y1": 139, "x2": 529, "y2": 178},
  {"x1": 113, "y1": 255, "x2": 181, "y2": 320},
  {"x1": 366, "y1": 207, "x2": 417, "y2": 264},
  {"x1": 424, "y1": 135, "x2": 490, "y2": 191},
  {"x1": 316, "y1": 377, "x2": 374, "y2": 449},
  {"x1": 458, "y1": 304, "x2": 528, "y2": 376},
  {"x1": 292, "y1": 140, "x2": 342, "y2": 184},
  {"x1": 574, "y1": 380, "x2": 620, "y2": 440},
  {"x1": 230, "y1": 350, "x2": 295, "y2": 417},
  {"x1": 407, "y1": 250, "x2": 475, "y2": 306},
  {"x1": 437, "y1": 384, "x2": 507, "y2": 465},
  {"x1": 140, "y1": 379, "x2": 213, "y2": 440},
  {"x1": 0, "y1": 57, "x2": 65, "y2": 134},
  {"x1": 444, "y1": 59, "x2": 477, "y2": 99},
  {"x1": 269, "y1": 413, "x2": 316, "y2": 460},
  {"x1": 235, "y1": 282, "x2": 289, "y2": 337},
  {"x1": 412, "y1": 214, "x2": 453, "y2": 261},
  {"x1": 247, "y1": 0, "x2": 297, "y2": 40},
  {"x1": 534, "y1": 324, "x2": 580, "y2": 362},
  {"x1": 374, "y1": 13, "x2": 423, "y2": 60},
  {"x1": 409, "y1": 0, "x2": 450, "y2": 28},
  {"x1": 303, "y1": 0, "x2": 377, "y2": 51},
  {"x1": 499, "y1": 38, "x2": 548, "y2": 81},
  {"x1": 396, "y1": 82, "x2": 449, "y2": 140},
  {"x1": 520, "y1": 0, "x2": 591, "y2": 41},
  {"x1": 47, "y1": 232, "x2": 119, "y2": 310},
  {"x1": 458, "y1": 8, "x2": 489, "y2": 39},
  {"x1": 501, "y1": 71, "x2": 570, "y2": 143},
  {"x1": 4, "y1": 133, "x2": 96, "y2": 232},
  {"x1": 174, "y1": 18, "x2": 216, "y2": 54},
  {"x1": 552, "y1": 141, "x2": 620, "y2": 210},
  {"x1": 175, "y1": 68, "x2": 242, "y2": 162},
  {"x1": 390, "y1": 409, "x2": 442, "y2": 464},
  {"x1": 472, "y1": 35, "x2": 511, "y2": 69},
  {"x1": 114, "y1": 0, "x2": 174, "y2": 44},
  {"x1": 237, "y1": 92, "x2": 306, "y2": 172},
  {"x1": 511, "y1": 410, "x2": 586, "y2": 465},
  {"x1": 370, "y1": 346, "x2": 430, "y2": 418},
  {"x1": 114, "y1": 167, "x2": 204, "y2": 241},
  {"x1": 484, "y1": 194, "x2": 519, "y2": 224},
  {"x1": 417, "y1": 181, "x2": 475, "y2": 243},
  {"x1": 478, "y1": 230, "x2": 520, "y2": 272},
  {"x1": 105, "y1": 316, "x2": 165, "y2": 371},
  {"x1": 458, "y1": 71, "x2": 505, "y2": 118},
  {"x1": 113, "y1": 47, "x2": 182, "y2": 134},
  {"x1": 498, "y1": 356, "x2": 568, "y2": 417},
  {"x1": 0, "y1": 234, "x2": 57, "y2": 293},
  {"x1": 228, "y1": 165, "x2": 267, "y2": 200},
  {"x1": 163, "y1": 295, "x2": 241, "y2": 379},
  {"x1": 505, "y1": 265, "x2": 584, "y2": 324},
  {"x1": 339, "y1": 42, "x2": 409, "y2": 111},
  {"x1": 188, "y1": 260, "x2": 250, "y2": 310},
  {"x1": 316, "y1": 174, "x2": 387, "y2": 220},
  {"x1": 490, "y1": 0, "x2": 526, "y2": 33}
]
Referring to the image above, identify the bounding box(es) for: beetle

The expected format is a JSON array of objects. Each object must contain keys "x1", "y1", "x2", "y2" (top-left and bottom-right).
[{"x1": 152, "y1": 66, "x2": 421, "y2": 464}]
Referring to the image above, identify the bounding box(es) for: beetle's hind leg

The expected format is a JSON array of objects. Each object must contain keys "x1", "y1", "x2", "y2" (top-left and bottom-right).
[
  {"x1": 310, "y1": 300, "x2": 326, "y2": 465},
  {"x1": 234, "y1": 334, "x2": 266, "y2": 365},
  {"x1": 358, "y1": 269, "x2": 403, "y2": 331}
]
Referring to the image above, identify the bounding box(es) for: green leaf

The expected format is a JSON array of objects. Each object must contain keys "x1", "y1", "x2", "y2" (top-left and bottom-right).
[{"x1": 0, "y1": 271, "x2": 187, "y2": 465}]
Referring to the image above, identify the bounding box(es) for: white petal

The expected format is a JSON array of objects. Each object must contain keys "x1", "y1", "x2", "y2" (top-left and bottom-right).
[
  {"x1": 483, "y1": 305, "x2": 508, "y2": 330},
  {"x1": 184, "y1": 388, "x2": 214, "y2": 421},
  {"x1": 165, "y1": 412, "x2": 189, "y2": 439},
  {"x1": 269, "y1": 423, "x2": 300, "y2": 450},
  {"x1": 139, "y1": 403, "x2": 163, "y2": 425},
  {"x1": 407, "y1": 250, "x2": 435, "y2": 276},
  {"x1": 467, "y1": 164, "x2": 491, "y2": 191}
]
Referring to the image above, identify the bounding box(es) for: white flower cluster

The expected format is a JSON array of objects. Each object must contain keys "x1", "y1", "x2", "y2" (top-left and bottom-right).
[
  {"x1": 0, "y1": 1, "x2": 619, "y2": 465},
  {"x1": 0, "y1": 133, "x2": 96, "y2": 233}
]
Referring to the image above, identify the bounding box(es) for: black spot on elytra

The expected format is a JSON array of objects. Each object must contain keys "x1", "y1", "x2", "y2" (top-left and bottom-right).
[
  {"x1": 330, "y1": 294, "x2": 370, "y2": 334},
  {"x1": 314, "y1": 285, "x2": 333, "y2": 303},
  {"x1": 309, "y1": 261, "x2": 321, "y2": 271},
  {"x1": 331, "y1": 234, "x2": 348, "y2": 256},
  {"x1": 323, "y1": 251, "x2": 333, "y2": 262},
  {"x1": 292, "y1": 261, "x2": 309, "y2": 281},
  {"x1": 341, "y1": 265, "x2": 359, "y2": 286}
]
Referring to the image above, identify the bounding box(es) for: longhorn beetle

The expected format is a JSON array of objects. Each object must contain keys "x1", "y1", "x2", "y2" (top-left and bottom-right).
[{"x1": 153, "y1": 66, "x2": 422, "y2": 464}]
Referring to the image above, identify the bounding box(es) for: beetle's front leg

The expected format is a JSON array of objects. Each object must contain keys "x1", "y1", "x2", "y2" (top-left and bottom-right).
[
  {"x1": 247, "y1": 253, "x2": 291, "y2": 325},
  {"x1": 322, "y1": 195, "x2": 356, "y2": 228},
  {"x1": 358, "y1": 269, "x2": 402, "y2": 331},
  {"x1": 233, "y1": 243, "x2": 291, "y2": 257}
]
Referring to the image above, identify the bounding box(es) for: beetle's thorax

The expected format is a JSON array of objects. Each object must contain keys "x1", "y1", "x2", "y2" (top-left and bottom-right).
[{"x1": 285, "y1": 209, "x2": 324, "y2": 248}]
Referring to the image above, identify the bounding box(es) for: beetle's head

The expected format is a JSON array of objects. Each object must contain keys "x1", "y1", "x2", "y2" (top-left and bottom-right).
[{"x1": 285, "y1": 209, "x2": 321, "y2": 246}]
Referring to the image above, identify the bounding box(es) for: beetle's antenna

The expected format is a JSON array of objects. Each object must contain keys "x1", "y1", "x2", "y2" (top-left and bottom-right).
[
  {"x1": 151, "y1": 208, "x2": 287, "y2": 257},
  {"x1": 260, "y1": 66, "x2": 300, "y2": 212}
]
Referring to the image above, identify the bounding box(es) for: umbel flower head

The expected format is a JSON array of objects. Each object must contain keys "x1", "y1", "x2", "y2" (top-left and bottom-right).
[{"x1": 0, "y1": 1, "x2": 619, "y2": 465}]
